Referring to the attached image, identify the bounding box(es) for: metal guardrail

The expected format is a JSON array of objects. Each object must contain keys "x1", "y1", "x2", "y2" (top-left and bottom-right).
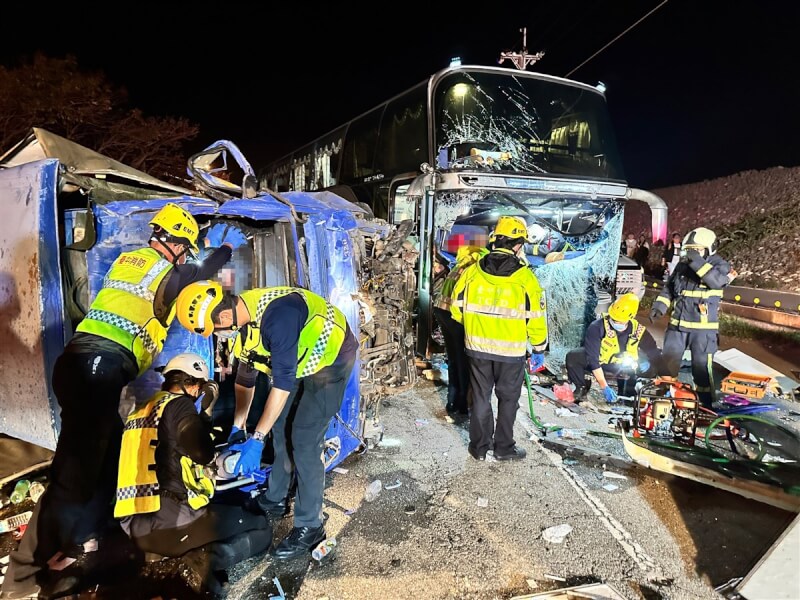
[{"x1": 643, "y1": 276, "x2": 800, "y2": 329}]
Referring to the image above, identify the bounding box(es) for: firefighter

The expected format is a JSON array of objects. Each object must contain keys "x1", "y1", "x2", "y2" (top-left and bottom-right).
[
  {"x1": 175, "y1": 282, "x2": 358, "y2": 560},
  {"x1": 116, "y1": 353, "x2": 271, "y2": 596},
  {"x1": 651, "y1": 227, "x2": 735, "y2": 407},
  {"x1": 432, "y1": 245, "x2": 488, "y2": 415},
  {"x1": 565, "y1": 293, "x2": 660, "y2": 406},
  {"x1": 450, "y1": 216, "x2": 548, "y2": 461},
  {"x1": 1, "y1": 204, "x2": 246, "y2": 600}
]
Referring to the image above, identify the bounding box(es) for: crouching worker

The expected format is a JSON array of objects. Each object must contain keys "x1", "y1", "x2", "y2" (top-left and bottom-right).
[
  {"x1": 115, "y1": 353, "x2": 271, "y2": 595},
  {"x1": 565, "y1": 293, "x2": 659, "y2": 408}
]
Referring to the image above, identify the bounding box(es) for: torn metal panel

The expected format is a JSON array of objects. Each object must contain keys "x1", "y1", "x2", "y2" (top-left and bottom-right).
[
  {"x1": 0, "y1": 127, "x2": 194, "y2": 197},
  {"x1": 0, "y1": 159, "x2": 66, "y2": 449}
]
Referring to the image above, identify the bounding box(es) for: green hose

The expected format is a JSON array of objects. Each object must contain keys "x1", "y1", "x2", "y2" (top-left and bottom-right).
[
  {"x1": 524, "y1": 370, "x2": 562, "y2": 434},
  {"x1": 704, "y1": 413, "x2": 778, "y2": 460}
]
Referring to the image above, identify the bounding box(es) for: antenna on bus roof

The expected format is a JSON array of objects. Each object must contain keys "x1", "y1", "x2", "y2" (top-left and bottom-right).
[{"x1": 498, "y1": 27, "x2": 545, "y2": 71}]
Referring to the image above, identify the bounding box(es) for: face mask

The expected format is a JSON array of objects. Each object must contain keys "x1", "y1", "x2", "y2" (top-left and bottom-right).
[
  {"x1": 216, "y1": 329, "x2": 239, "y2": 341},
  {"x1": 610, "y1": 320, "x2": 627, "y2": 332}
]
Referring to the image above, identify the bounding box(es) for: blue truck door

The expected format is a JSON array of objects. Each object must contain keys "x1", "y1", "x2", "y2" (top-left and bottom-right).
[{"x1": 0, "y1": 159, "x2": 67, "y2": 449}]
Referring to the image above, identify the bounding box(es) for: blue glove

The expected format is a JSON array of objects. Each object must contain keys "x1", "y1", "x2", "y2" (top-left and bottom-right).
[
  {"x1": 638, "y1": 358, "x2": 651, "y2": 372},
  {"x1": 229, "y1": 436, "x2": 265, "y2": 476},
  {"x1": 603, "y1": 386, "x2": 618, "y2": 403},
  {"x1": 203, "y1": 223, "x2": 228, "y2": 248},
  {"x1": 220, "y1": 226, "x2": 247, "y2": 250},
  {"x1": 528, "y1": 353, "x2": 545, "y2": 372}
]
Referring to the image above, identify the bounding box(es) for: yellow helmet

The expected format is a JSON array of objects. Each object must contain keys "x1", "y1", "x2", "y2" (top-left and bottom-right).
[
  {"x1": 683, "y1": 227, "x2": 718, "y2": 255},
  {"x1": 176, "y1": 280, "x2": 223, "y2": 337},
  {"x1": 608, "y1": 293, "x2": 640, "y2": 323},
  {"x1": 149, "y1": 202, "x2": 200, "y2": 251},
  {"x1": 489, "y1": 216, "x2": 531, "y2": 243}
]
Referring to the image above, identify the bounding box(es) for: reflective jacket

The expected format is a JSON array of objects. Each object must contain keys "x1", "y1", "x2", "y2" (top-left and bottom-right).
[
  {"x1": 76, "y1": 247, "x2": 174, "y2": 374},
  {"x1": 433, "y1": 247, "x2": 489, "y2": 311},
  {"x1": 450, "y1": 257, "x2": 547, "y2": 362},
  {"x1": 229, "y1": 323, "x2": 271, "y2": 375},
  {"x1": 115, "y1": 391, "x2": 214, "y2": 518},
  {"x1": 653, "y1": 254, "x2": 731, "y2": 332},
  {"x1": 599, "y1": 315, "x2": 645, "y2": 365},
  {"x1": 239, "y1": 287, "x2": 349, "y2": 378}
]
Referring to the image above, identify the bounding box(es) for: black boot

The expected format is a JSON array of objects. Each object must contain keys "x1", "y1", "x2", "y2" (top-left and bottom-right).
[{"x1": 270, "y1": 526, "x2": 326, "y2": 560}]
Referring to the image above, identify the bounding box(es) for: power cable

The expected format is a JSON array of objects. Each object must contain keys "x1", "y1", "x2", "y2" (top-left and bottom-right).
[{"x1": 564, "y1": 0, "x2": 669, "y2": 78}]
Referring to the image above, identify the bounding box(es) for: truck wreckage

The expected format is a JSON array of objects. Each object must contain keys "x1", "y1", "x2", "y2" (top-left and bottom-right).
[{"x1": 0, "y1": 128, "x2": 417, "y2": 477}]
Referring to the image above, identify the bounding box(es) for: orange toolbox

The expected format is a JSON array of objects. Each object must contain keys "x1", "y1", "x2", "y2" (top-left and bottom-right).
[{"x1": 720, "y1": 372, "x2": 776, "y2": 400}]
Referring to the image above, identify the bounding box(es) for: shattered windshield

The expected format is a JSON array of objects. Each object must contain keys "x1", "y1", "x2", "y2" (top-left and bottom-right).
[
  {"x1": 434, "y1": 70, "x2": 624, "y2": 181},
  {"x1": 433, "y1": 189, "x2": 616, "y2": 256}
]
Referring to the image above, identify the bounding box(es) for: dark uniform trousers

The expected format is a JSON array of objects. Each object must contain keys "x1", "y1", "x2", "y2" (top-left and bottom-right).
[
  {"x1": 565, "y1": 348, "x2": 639, "y2": 397},
  {"x1": 468, "y1": 357, "x2": 525, "y2": 457},
  {"x1": 433, "y1": 307, "x2": 470, "y2": 412},
  {"x1": 262, "y1": 356, "x2": 356, "y2": 528},
  {"x1": 5, "y1": 350, "x2": 133, "y2": 587},
  {"x1": 661, "y1": 329, "x2": 717, "y2": 407}
]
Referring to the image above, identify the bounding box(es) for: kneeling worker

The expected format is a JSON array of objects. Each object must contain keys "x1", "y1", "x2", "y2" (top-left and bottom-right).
[
  {"x1": 176, "y1": 282, "x2": 358, "y2": 560},
  {"x1": 116, "y1": 353, "x2": 271, "y2": 595},
  {"x1": 565, "y1": 293, "x2": 659, "y2": 405}
]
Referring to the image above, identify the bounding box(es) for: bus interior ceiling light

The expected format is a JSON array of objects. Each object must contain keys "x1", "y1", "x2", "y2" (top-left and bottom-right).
[
  {"x1": 596, "y1": 81, "x2": 607, "y2": 93},
  {"x1": 450, "y1": 56, "x2": 462, "y2": 67}
]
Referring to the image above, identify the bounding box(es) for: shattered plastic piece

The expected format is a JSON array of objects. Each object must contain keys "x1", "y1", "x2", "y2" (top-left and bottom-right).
[
  {"x1": 384, "y1": 480, "x2": 402, "y2": 490},
  {"x1": 364, "y1": 480, "x2": 382, "y2": 502},
  {"x1": 344, "y1": 508, "x2": 357, "y2": 516},
  {"x1": 268, "y1": 576, "x2": 286, "y2": 600},
  {"x1": 602, "y1": 471, "x2": 627, "y2": 480},
  {"x1": 603, "y1": 483, "x2": 619, "y2": 492},
  {"x1": 476, "y1": 497, "x2": 489, "y2": 508},
  {"x1": 562, "y1": 458, "x2": 579, "y2": 466},
  {"x1": 415, "y1": 419, "x2": 429, "y2": 426},
  {"x1": 554, "y1": 407, "x2": 578, "y2": 418},
  {"x1": 761, "y1": 453, "x2": 797, "y2": 464},
  {"x1": 544, "y1": 573, "x2": 567, "y2": 582},
  {"x1": 311, "y1": 538, "x2": 337, "y2": 561},
  {"x1": 28, "y1": 482, "x2": 45, "y2": 503},
  {"x1": 0, "y1": 511, "x2": 33, "y2": 534},
  {"x1": 332, "y1": 467, "x2": 349, "y2": 475},
  {"x1": 542, "y1": 524, "x2": 573, "y2": 543}
]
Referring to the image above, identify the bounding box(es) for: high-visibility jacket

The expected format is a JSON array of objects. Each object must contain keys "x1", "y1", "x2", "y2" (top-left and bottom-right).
[
  {"x1": 115, "y1": 391, "x2": 214, "y2": 518},
  {"x1": 433, "y1": 248, "x2": 489, "y2": 311},
  {"x1": 239, "y1": 287, "x2": 349, "y2": 378},
  {"x1": 229, "y1": 323, "x2": 271, "y2": 375},
  {"x1": 653, "y1": 254, "x2": 731, "y2": 332},
  {"x1": 450, "y1": 259, "x2": 547, "y2": 361},
  {"x1": 76, "y1": 247, "x2": 174, "y2": 374},
  {"x1": 599, "y1": 315, "x2": 645, "y2": 365}
]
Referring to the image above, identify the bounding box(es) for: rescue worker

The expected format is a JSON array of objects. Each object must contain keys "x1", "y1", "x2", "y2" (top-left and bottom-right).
[
  {"x1": 651, "y1": 227, "x2": 735, "y2": 407},
  {"x1": 175, "y1": 282, "x2": 358, "y2": 560},
  {"x1": 432, "y1": 246, "x2": 487, "y2": 415},
  {"x1": 1, "y1": 204, "x2": 246, "y2": 600},
  {"x1": 116, "y1": 353, "x2": 271, "y2": 596},
  {"x1": 451, "y1": 216, "x2": 548, "y2": 461},
  {"x1": 565, "y1": 293, "x2": 659, "y2": 406}
]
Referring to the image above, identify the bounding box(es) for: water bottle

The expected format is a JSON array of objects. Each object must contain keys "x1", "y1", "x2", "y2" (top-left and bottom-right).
[
  {"x1": 311, "y1": 537, "x2": 337, "y2": 561},
  {"x1": 364, "y1": 479, "x2": 382, "y2": 502},
  {"x1": 10, "y1": 480, "x2": 31, "y2": 504},
  {"x1": 556, "y1": 429, "x2": 586, "y2": 440}
]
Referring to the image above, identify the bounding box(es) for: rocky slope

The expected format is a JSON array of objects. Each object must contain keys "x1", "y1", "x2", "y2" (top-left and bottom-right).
[{"x1": 624, "y1": 165, "x2": 800, "y2": 291}]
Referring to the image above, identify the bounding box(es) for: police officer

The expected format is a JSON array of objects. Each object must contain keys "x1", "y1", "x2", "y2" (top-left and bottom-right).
[
  {"x1": 651, "y1": 227, "x2": 735, "y2": 407},
  {"x1": 1, "y1": 205, "x2": 246, "y2": 599},
  {"x1": 432, "y1": 245, "x2": 487, "y2": 415},
  {"x1": 116, "y1": 353, "x2": 271, "y2": 596},
  {"x1": 565, "y1": 293, "x2": 659, "y2": 406},
  {"x1": 451, "y1": 216, "x2": 548, "y2": 461},
  {"x1": 175, "y1": 282, "x2": 358, "y2": 560}
]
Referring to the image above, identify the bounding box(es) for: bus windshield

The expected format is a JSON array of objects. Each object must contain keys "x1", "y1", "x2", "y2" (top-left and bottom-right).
[{"x1": 433, "y1": 70, "x2": 625, "y2": 182}]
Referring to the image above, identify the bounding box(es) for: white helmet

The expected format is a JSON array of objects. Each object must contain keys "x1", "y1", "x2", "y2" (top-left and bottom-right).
[
  {"x1": 158, "y1": 353, "x2": 209, "y2": 381},
  {"x1": 683, "y1": 227, "x2": 718, "y2": 256}
]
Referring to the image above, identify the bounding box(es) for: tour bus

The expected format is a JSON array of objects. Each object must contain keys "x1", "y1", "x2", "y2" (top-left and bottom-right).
[{"x1": 260, "y1": 64, "x2": 666, "y2": 366}]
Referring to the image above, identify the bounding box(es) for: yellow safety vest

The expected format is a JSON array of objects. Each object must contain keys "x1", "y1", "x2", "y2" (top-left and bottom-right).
[
  {"x1": 76, "y1": 247, "x2": 174, "y2": 374},
  {"x1": 599, "y1": 315, "x2": 644, "y2": 365},
  {"x1": 230, "y1": 324, "x2": 272, "y2": 375},
  {"x1": 115, "y1": 391, "x2": 214, "y2": 518},
  {"x1": 450, "y1": 259, "x2": 548, "y2": 359},
  {"x1": 239, "y1": 288, "x2": 349, "y2": 378}
]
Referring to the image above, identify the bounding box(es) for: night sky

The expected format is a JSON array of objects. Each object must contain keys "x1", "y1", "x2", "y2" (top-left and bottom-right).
[{"x1": 3, "y1": 1, "x2": 798, "y2": 190}]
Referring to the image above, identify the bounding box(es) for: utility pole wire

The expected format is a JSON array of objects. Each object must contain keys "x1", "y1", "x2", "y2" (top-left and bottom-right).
[{"x1": 565, "y1": 0, "x2": 669, "y2": 78}]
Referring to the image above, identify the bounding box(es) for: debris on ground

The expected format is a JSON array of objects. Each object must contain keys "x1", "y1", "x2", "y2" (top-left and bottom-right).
[
  {"x1": 541, "y1": 524, "x2": 573, "y2": 543},
  {"x1": 364, "y1": 480, "x2": 382, "y2": 502},
  {"x1": 476, "y1": 497, "x2": 489, "y2": 508},
  {"x1": 267, "y1": 577, "x2": 286, "y2": 600},
  {"x1": 512, "y1": 582, "x2": 627, "y2": 599},
  {"x1": 602, "y1": 484, "x2": 619, "y2": 492},
  {"x1": 311, "y1": 538, "x2": 337, "y2": 562},
  {"x1": 332, "y1": 467, "x2": 348, "y2": 475},
  {"x1": 0, "y1": 511, "x2": 32, "y2": 534},
  {"x1": 602, "y1": 471, "x2": 627, "y2": 480},
  {"x1": 384, "y1": 480, "x2": 402, "y2": 490}
]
